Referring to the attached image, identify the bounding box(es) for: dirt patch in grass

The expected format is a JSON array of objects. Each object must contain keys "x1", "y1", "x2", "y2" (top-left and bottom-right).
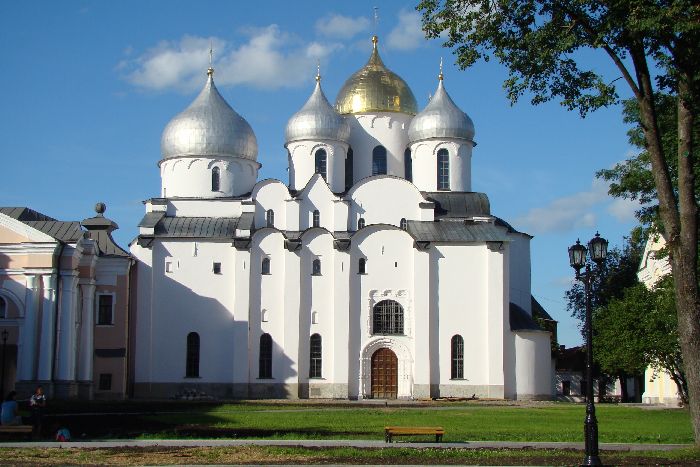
[{"x1": 0, "y1": 446, "x2": 698, "y2": 466}]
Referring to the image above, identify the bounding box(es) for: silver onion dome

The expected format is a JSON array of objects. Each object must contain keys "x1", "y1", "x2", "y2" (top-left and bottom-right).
[
  {"x1": 408, "y1": 77, "x2": 475, "y2": 144},
  {"x1": 285, "y1": 76, "x2": 350, "y2": 144},
  {"x1": 161, "y1": 70, "x2": 258, "y2": 161}
]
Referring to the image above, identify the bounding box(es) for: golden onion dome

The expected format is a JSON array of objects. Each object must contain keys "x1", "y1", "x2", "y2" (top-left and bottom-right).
[{"x1": 335, "y1": 36, "x2": 417, "y2": 115}]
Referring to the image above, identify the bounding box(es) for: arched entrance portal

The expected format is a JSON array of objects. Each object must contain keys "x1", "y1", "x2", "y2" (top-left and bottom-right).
[{"x1": 371, "y1": 348, "x2": 397, "y2": 399}]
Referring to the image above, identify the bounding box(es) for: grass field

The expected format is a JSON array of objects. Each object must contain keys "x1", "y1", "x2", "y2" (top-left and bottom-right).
[{"x1": 42, "y1": 400, "x2": 694, "y2": 444}]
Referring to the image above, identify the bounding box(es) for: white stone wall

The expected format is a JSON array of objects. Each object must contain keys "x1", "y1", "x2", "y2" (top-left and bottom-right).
[
  {"x1": 513, "y1": 330, "x2": 553, "y2": 399},
  {"x1": 287, "y1": 140, "x2": 349, "y2": 193},
  {"x1": 160, "y1": 157, "x2": 259, "y2": 198},
  {"x1": 347, "y1": 113, "x2": 413, "y2": 182},
  {"x1": 409, "y1": 139, "x2": 473, "y2": 192}
]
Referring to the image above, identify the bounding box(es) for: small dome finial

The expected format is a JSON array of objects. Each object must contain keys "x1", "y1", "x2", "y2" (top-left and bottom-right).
[
  {"x1": 95, "y1": 202, "x2": 106, "y2": 216},
  {"x1": 372, "y1": 35, "x2": 378, "y2": 49},
  {"x1": 438, "y1": 57, "x2": 444, "y2": 81},
  {"x1": 207, "y1": 40, "x2": 214, "y2": 77},
  {"x1": 316, "y1": 60, "x2": 321, "y2": 82}
]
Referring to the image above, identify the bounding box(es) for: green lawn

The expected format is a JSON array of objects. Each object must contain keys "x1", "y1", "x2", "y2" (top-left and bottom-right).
[{"x1": 129, "y1": 403, "x2": 693, "y2": 444}]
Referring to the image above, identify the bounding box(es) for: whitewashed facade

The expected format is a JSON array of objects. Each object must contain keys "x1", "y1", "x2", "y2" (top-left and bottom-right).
[{"x1": 130, "y1": 36, "x2": 554, "y2": 400}]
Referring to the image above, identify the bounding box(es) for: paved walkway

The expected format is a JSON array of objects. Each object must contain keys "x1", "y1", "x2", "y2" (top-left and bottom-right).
[{"x1": 0, "y1": 438, "x2": 692, "y2": 451}]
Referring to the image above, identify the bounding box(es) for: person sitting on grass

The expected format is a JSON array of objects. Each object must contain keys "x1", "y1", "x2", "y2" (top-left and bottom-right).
[{"x1": 1, "y1": 391, "x2": 23, "y2": 426}]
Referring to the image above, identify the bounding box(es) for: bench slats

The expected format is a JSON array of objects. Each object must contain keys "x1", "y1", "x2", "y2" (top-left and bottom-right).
[{"x1": 384, "y1": 426, "x2": 445, "y2": 443}]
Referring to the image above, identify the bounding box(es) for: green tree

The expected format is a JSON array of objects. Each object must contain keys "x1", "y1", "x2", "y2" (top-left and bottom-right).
[
  {"x1": 595, "y1": 279, "x2": 687, "y2": 404},
  {"x1": 598, "y1": 94, "x2": 700, "y2": 227},
  {"x1": 418, "y1": 0, "x2": 700, "y2": 442}
]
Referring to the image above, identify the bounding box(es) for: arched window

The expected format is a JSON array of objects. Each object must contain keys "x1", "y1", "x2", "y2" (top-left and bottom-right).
[
  {"x1": 259, "y1": 333, "x2": 272, "y2": 379},
  {"x1": 0, "y1": 297, "x2": 5, "y2": 318},
  {"x1": 372, "y1": 145, "x2": 387, "y2": 175},
  {"x1": 451, "y1": 335, "x2": 464, "y2": 379},
  {"x1": 309, "y1": 334, "x2": 322, "y2": 378},
  {"x1": 400, "y1": 218, "x2": 408, "y2": 230},
  {"x1": 358, "y1": 258, "x2": 366, "y2": 274},
  {"x1": 211, "y1": 166, "x2": 220, "y2": 192},
  {"x1": 266, "y1": 209, "x2": 275, "y2": 228},
  {"x1": 312, "y1": 259, "x2": 322, "y2": 275},
  {"x1": 404, "y1": 148, "x2": 412, "y2": 182},
  {"x1": 437, "y1": 148, "x2": 450, "y2": 190},
  {"x1": 312, "y1": 210, "x2": 320, "y2": 227},
  {"x1": 372, "y1": 300, "x2": 404, "y2": 335},
  {"x1": 186, "y1": 332, "x2": 200, "y2": 378},
  {"x1": 315, "y1": 149, "x2": 327, "y2": 181},
  {"x1": 357, "y1": 217, "x2": 365, "y2": 230},
  {"x1": 345, "y1": 147, "x2": 354, "y2": 190},
  {"x1": 261, "y1": 257, "x2": 271, "y2": 275}
]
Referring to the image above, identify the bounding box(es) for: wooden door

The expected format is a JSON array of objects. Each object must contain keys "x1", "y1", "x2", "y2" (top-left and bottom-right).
[{"x1": 371, "y1": 348, "x2": 398, "y2": 399}]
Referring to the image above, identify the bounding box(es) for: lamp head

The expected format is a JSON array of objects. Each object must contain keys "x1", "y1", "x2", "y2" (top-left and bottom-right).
[
  {"x1": 568, "y1": 239, "x2": 587, "y2": 271},
  {"x1": 589, "y1": 232, "x2": 608, "y2": 264}
]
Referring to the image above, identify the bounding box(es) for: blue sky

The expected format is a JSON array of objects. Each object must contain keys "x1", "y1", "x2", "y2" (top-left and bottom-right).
[{"x1": 0, "y1": 1, "x2": 641, "y2": 347}]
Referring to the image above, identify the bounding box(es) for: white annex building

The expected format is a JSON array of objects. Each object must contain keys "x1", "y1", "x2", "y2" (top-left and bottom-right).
[{"x1": 130, "y1": 36, "x2": 554, "y2": 400}]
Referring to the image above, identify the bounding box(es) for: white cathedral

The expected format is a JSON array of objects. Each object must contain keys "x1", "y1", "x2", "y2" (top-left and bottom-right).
[{"x1": 128, "y1": 35, "x2": 554, "y2": 400}]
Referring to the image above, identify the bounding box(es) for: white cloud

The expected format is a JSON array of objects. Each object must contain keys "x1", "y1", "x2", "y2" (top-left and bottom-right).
[
  {"x1": 607, "y1": 197, "x2": 640, "y2": 222},
  {"x1": 386, "y1": 9, "x2": 425, "y2": 51},
  {"x1": 315, "y1": 14, "x2": 369, "y2": 39},
  {"x1": 121, "y1": 27, "x2": 339, "y2": 92},
  {"x1": 514, "y1": 174, "x2": 645, "y2": 234},
  {"x1": 514, "y1": 179, "x2": 609, "y2": 234}
]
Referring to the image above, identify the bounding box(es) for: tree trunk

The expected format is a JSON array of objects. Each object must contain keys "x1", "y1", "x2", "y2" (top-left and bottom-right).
[
  {"x1": 619, "y1": 375, "x2": 629, "y2": 403},
  {"x1": 672, "y1": 84, "x2": 700, "y2": 440},
  {"x1": 630, "y1": 50, "x2": 700, "y2": 444}
]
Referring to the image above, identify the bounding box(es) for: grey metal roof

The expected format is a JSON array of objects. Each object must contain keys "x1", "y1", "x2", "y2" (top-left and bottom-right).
[
  {"x1": 425, "y1": 192, "x2": 490, "y2": 218},
  {"x1": 87, "y1": 231, "x2": 130, "y2": 257},
  {"x1": 1, "y1": 207, "x2": 84, "y2": 242},
  {"x1": 161, "y1": 73, "x2": 258, "y2": 161},
  {"x1": 237, "y1": 212, "x2": 254, "y2": 231},
  {"x1": 407, "y1": 220, "x2": 507, "y2": 243},
  {"x1": 285, "y1": 80, "x2": 350, "y2": 144},
  {"x1": 532, "y1": 296, "x2": 555, "y2": 322},
  {"x1": 138, "y1": 212, "x2": 166, "y2": 228},
  {"x1": 408, "y1": 79, "x2": 475, "y2": 144},
  {"x1": 154, "y1": 217, "x2": 239, "y2": 238},
  {"x1": 510, "y1": 302, "x2": 544, "y2": 331}
]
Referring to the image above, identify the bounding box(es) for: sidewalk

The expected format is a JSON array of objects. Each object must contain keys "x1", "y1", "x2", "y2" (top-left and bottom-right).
[{"x1": 0, "y1": 438, "x2": 692, "y2": 451}]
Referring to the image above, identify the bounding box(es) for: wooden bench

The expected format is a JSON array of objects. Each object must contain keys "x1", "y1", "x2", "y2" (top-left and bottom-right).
[
  {"x1": 0, "y1": 425, "x2": 33, "y2": 439},
  {"x1": 384, "y1": 426, "x2": 445, "y2": 443}
]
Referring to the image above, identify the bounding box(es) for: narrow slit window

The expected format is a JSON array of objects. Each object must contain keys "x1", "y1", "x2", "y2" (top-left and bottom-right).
[
  {"x1": 97, "y1": 295, "x2": 114, "y2": 326},
  {"x1": 372, "y1": 145, "x2": 387, "y2": 175},
  {"x1": 259, "y1": 333, "x2": 272, "y2": 379},
  {"x1": 400, "y1": 218, "x2": 408, "y2": 230},
  {"x1": 211, "y1": 166, "x2": 220, "y2": 191},
  {"x1": 451, "y1": 334, "x2": 464, "y2": 379},
  {"x1": 266, "y1": 209, "x2": 275, "y2": 228},
  {"x1": 315, "y1": 149, "x2": 327, "y2": 181},
  {"x1": 404, "y1": 148, "x2": 412, "y2": 182},
  {"x1": 309, "y1": 334, "x2": 322, "y2": 378},
  {"x1": 186, "y1": 332, "x2": 200, "y2": 378},
  {"x1": 358, "y1": 258, "x2": 366, "y2": 274},
  {"x1": 312, "y1": 210, "x2": 320, "y2": 227},
  {"x1": 357, "y1": 217, "x2": 365, "y2": 230},
  {"x1": 261, "y1": 257, "x2": 271, "y2": 275},
  {"x1": 437, "y1": 148, "x2": 450, "y2": 190},
  {"x1": 312, "y1": 259, "x2": 322, "y2": 275}
]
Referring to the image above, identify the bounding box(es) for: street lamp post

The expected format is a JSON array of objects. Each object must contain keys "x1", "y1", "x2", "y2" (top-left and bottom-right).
[
  {"x1": 568, "y1": 232, "x2": 608, "y2": 466},
  {"x1": 0, "y1": 328, "x2": 8, "y2": 398}
]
